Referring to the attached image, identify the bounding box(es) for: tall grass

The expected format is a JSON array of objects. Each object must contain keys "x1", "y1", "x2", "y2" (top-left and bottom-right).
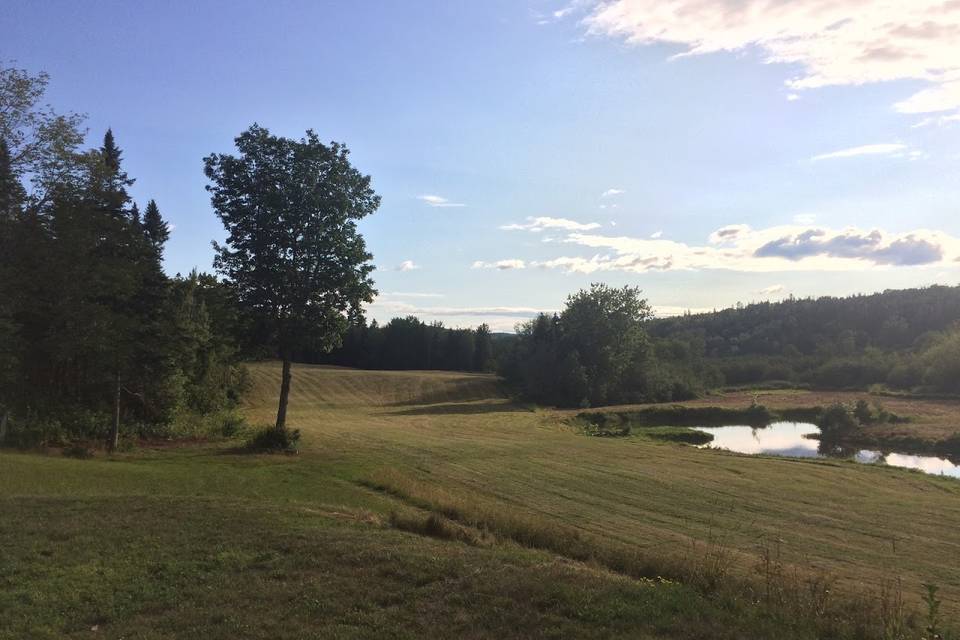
[{"x1": 364, "y1": 466, "x2": 953, "y2": 640}]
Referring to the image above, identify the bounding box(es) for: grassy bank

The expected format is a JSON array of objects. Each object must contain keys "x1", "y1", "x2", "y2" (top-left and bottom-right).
[{"x1": 2, "y1": 363, "x2": 959, "y2": 638}]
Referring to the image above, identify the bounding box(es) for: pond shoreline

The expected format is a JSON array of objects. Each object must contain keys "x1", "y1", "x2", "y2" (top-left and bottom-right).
[{"x1": 575, "y1": 401, "x2": 960, "y2": 463}]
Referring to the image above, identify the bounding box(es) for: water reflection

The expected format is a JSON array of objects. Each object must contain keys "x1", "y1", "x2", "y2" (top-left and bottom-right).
[{"x1": 693, "y1": 422, "x2": 960, "y2": 479}]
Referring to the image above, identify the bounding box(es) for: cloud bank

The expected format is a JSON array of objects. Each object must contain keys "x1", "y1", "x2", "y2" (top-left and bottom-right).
[
  {"x1": 582, "y1": 0, "x2": 960, "y2": 118},
  {"x1": 484, "y1": 223, "x2": 960, "y2": 274}
]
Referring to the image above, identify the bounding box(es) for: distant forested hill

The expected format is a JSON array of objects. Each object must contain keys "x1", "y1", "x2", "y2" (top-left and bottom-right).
[
  {"x1": 648, "y1": 285, "x2": 960, "y2": 390},
  {"x1": 649, "y1": 285, "x2": 960, "y2": 357}
]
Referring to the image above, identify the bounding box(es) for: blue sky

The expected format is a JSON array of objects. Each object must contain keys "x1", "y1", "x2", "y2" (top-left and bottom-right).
[{"x1": 6, "y1": 0, "x2": 960, "y2": 330}]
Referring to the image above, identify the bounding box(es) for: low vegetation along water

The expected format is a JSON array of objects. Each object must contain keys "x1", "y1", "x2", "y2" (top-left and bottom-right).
[{"x1": 694, "y1": 422, "x2": 960, "y2": 479}]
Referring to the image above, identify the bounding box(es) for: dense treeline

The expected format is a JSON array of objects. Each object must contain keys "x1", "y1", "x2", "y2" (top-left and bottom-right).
[
  {"x1": 299, "y1": 316, "x2": 496, "y2": 373},
  {"x1": 499, "y1": 284, "x2": 717, "y2": 407},
  {"x1": 0, "y1": 65, "x2": 246, "y2": 447},
  {"x1": 648, "y1": 287, "x2": 960, "y2": 392}
]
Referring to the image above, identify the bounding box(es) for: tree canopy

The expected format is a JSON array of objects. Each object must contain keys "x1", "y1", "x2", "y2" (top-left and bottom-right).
[{"x1": 204, "y1": 124, "x2": 379, "y2": 431}]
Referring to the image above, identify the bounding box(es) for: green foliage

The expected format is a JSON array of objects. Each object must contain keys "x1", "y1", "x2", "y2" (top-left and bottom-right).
[
  {"x1": 0, "y1": 68, "x2": 247, "y2": 448},
  {"x1": 650, "y1": 287, "x2": 960, "y2": 393},
  {"x1": 818, "y1": 403, "x2": 859, "y2": 437},
  {"x1": 919, "y1": 326, "x2": 960, "y2": 394},
  {"x1": 642, "y1": 426, "x2": 714, "y2": 445},
  {"x1": 244, "y1": 426, "x2": 301, "y2": 454},
  {"x1": 579, "y1": 404, "x2": 776, "y2": 431},
  {"x1": 204, "y1": 125, "x2": 378, "y2": 359},
  {"x1": 501, "y1": 284, "x2": 711, "y2": 407},
  {"x1": 307, "y1": 316, "x2": 497, "y2": 372},
  {"x1": 205, "y1": 124, "x2": 378, "y2": 430}
]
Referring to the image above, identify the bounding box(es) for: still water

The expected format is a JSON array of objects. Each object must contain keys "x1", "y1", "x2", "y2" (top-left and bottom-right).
[{"x1": 692, "y1": 422, "x2": 960, "y2": 479}]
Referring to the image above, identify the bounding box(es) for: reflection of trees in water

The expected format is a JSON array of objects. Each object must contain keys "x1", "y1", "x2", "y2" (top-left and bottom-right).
[{"x1": 817, "y1": 438, "x2": 887, "y2": 464}]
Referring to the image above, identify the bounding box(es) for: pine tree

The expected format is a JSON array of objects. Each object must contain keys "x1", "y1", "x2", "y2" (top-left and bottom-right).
[
  {"x1": 142, "y1": 199, "x2": 170, "y2": 254},
  {"x1": 473, "y1": 323, "x2": 493, "y2": 372}
]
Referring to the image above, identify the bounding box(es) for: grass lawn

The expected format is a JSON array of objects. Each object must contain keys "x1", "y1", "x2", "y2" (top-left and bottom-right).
[{"x1": 2, "y1": 362, "x2": 959, "y2": 638}]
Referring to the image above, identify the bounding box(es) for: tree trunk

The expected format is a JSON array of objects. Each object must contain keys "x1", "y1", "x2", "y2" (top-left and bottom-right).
[
  {"x1": 275, "y1": 357, "x2": 292, "y2": 432},
  {"x1": 109, "y1": 371, "x2": 120, "y2": 451},
  {"x1": 0, "y1": 407, "x2": 9, "y2": 446}
]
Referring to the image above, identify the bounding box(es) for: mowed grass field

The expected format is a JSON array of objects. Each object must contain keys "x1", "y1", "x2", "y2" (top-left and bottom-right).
[{"x1": 3, "y1": 362, "x2": 959, "y2": 638}]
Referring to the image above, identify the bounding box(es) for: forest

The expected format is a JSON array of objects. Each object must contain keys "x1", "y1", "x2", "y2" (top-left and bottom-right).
[{"x1": 649, "y1": 287, "x2": 960, "y2": 393}]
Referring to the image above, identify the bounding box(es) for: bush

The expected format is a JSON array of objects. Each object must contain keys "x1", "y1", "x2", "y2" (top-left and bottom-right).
[
  {"x1": 244, "y1": 426, "x2": 300, "y2": 454},
  {"x1": 818, "y1": 403, "x2": 858, "y2": 437}
]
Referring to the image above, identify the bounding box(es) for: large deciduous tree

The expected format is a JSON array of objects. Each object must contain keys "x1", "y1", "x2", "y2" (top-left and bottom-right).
[{"x1": 204, "y1": 125, "x2": 378, "y2": 433}]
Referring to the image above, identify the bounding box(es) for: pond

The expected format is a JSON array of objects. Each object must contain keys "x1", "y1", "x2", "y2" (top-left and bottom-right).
[{"x1": 692, "y1": 422, "x2": 960, "y2": 479}]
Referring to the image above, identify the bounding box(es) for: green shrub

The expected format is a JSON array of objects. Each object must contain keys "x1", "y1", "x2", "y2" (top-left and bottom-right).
[
  {"x1": 818, "y1": 403, "x2": 858, "y2": 436},
  {"x1": 244, "y1": 426, "x2": 300, "y2": 454}
]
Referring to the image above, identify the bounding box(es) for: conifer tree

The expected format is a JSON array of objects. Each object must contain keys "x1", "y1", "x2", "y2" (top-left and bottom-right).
[{"x1": 142, "y1": 199, "x2": 170, "y2": 254}]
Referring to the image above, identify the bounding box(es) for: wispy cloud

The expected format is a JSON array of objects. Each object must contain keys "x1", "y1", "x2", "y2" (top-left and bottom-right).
[
  {"x1": 472, "y1": 259, "x2": 526, "y2": 270},
  {"x1": 650, "y1": 230, "x2": 663, "y2": 239},
  {"x1": 911, "y1": 112, "x2": 960, "y2": 128},
  {"x1": 397, "y1": 260, "x2": 420, "y2": 272},
  {"x1": 754, "y1": 284, "x2": 785, "y2": 296},
  {"x1": 417, "y1": 194, "x2": 466, "y2": 208},
  {"x1": 367, "y1": 300, "x2": 552, "y2": 331},
  {"x1": 601, "y1": 188, "x2": 625, "y2": 198},
  {"x1": 811, "y1": 144, "x2": 907, "y2": 161},
  {"x1": 500, "y1": 216, "x2": 601, "y2": 232},
  {"x1": 378, "y1": 291, "x2": 444, "y2": 299},
  {"x1": 479, "y1": 223, "x2": 960, "y2": 274},
  {"x1": 582, "y1": 1, "x2": 960, "y2": 119}
]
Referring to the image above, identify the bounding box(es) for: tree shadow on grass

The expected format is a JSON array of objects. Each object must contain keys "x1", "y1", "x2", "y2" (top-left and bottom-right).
[{"x1": 385, "y1": 400, "x2": 529, "y2": 416}]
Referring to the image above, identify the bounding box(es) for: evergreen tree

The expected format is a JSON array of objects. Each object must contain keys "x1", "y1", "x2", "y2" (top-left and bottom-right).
[
  {"x1": 142, "y1": 199, "x2": 170, "y2": 254},
  {"x1": 473, "y1": 323, "x2": 493, "y2": 372}
]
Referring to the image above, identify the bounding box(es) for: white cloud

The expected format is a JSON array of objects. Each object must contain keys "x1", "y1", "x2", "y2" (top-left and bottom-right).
[
  {"x1": 754, "y1": 284, "x2": 786, "y2": 296},
  {"x1": 650, "y1": 230, "x2": 663, "y2": 239},
  {"x1": 811, "y1": 143, "x2": 907, "y2": 161},
  {"x1": 472, "y1": 259, "x2": 527, "y2": 270},
  {"x1": 484, "y1": 223, "x2": 960, "y2": 275},
  {"x1": 500, "y1": 216, "x2": 602, "y2": 232},
  {"x1": 793, "y1": 213, "x2": 817, "y2": 225},
  {"x1": 786, "y1": 93, "x2": 800, "y2": 102},
  {"x1": 397, "y1": 260, "x2": 420, "y2": 272},
  {"x1": 367, "y1": 300, "x2": 552, "y2": 332},
  {"x1": 379, "y1": 291, "x2": 444, "y2": 299},
  {"x1": 418, "y1": 194, "x2": 466, "y2": 208},
  {"x1": 911, "y1": 112, "x2": 960, "y2": 128},
  {"x1": 601, "y1": 188, "x2": 626, "y2": 198},
  {"x1": 583, "y1": 1, "x2": 960, "y2": 115},
  {"x1": 653, "y1": 305, "x2": 713, "y2": 317}
]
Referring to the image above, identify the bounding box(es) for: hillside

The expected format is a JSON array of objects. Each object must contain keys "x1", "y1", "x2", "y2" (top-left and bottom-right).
[
  {"x1": 649, "y1": 284, "x2": 960, "y2": 357},
  {"x1": 3, "y1": 363, "x2": 960, "y2": 638}
]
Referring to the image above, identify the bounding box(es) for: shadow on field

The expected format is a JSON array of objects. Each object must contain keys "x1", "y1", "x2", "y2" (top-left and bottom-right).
[{"x1": 386, "y1": 400, "x2": 527, "y2": 416}]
